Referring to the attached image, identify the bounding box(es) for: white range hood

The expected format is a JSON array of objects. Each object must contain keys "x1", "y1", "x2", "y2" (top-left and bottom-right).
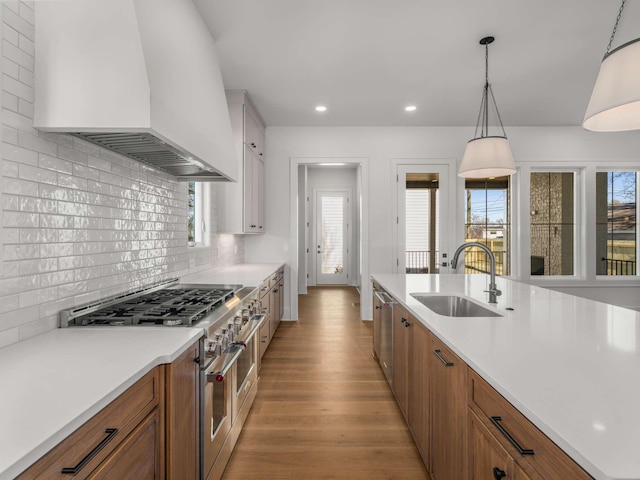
[{"x1": 34, "y1": 0, "x2": 239, "y2": 182}]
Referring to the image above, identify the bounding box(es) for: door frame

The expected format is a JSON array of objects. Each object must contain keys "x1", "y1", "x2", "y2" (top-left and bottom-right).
[
  {"x1": 392, "y1": 159, "x2": 458, "y2": 274},
  {"x1": 312, "y1": 188, "x2": 352, "y2": 285},
  {"x1": 289, "y1": 157, "x2": 369, "y2": 321}
]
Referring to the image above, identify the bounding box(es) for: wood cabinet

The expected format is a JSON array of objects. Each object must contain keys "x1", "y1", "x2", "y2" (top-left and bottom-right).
[
  {"x1": 388, "y1": 300, "x2": 430, "y2": 466},
  {"x1": 430, "y1": 335, "x2": 467, "y2": 480},
  {"x1": 408, "y1": 319, "x2": 430, "y2": 465},
  {"x1": 469, "y1": 410, "x2": 514, "y2": 480},
  {"x1": 258, "y1": 268, "x2": 285, "y2": 362},
  {"x1": 221, "y1": 90, "x2": 266, "y2": 234},
  {"x1": 468, "y1": 371, "x2": 591, "y2": 480},
  {"x1": 18, "y1": 368, "x2": 163, "y2": 480},
  {"x1": 18, "y1": 338, "x2": 204, "y2": 480},
  {"x1": 392, "y1": 304, "x2": 409, "y2": 418},
  {"x1": 165, "y1": 341, "x2": 200, "y2": 479},
  {"x1": 87, "y1": 409, "x2": 162, "y2": 480}
]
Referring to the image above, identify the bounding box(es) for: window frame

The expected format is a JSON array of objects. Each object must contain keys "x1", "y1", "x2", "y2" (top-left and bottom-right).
[
  {"x1": 528, "y1": 168, "x2": 581, "y2": 279},
  {"x1": 188, "y1": 182, "x2": 206, "y2": 247},
  {"x1": 595, "y1": 167, "x2": 639, "y2": 279}
]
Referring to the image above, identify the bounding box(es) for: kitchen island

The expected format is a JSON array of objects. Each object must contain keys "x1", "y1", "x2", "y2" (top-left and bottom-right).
[{"x1": 372, "y1": 273, "x2": 640, "y2": 480}]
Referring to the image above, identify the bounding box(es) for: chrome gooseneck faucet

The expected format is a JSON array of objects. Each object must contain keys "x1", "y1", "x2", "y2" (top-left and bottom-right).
[{"x1": 451, "y1": 242, "x2": 501, "y2": 304}]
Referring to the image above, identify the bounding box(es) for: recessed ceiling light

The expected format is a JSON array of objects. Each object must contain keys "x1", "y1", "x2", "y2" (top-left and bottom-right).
[
  {"x1": 405, "y1": 105, "x2": 417, "y2": 112},
  {"x1": 315, "y1": 105, "x2": 327, "y2": 112}
]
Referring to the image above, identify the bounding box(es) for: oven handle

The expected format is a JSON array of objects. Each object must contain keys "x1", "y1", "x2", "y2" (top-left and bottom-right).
[{"x1": 206, "y1": 344, "x2": 245, "y2": 383}]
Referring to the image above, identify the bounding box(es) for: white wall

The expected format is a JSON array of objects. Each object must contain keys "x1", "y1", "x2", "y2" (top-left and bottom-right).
[{"x1": 245, "y1": 126, "x2": 640, "y2": 318}]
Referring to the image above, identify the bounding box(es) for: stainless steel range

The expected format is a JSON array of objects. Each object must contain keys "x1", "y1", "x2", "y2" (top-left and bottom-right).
[{"x1": 59, "y1": 278, "x2": 267, "y2": 480}]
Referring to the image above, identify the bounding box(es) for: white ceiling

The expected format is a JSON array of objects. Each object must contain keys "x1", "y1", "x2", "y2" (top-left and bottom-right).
[{"x1": 194, "y1": 0, "x2": 636, "y2": 128}]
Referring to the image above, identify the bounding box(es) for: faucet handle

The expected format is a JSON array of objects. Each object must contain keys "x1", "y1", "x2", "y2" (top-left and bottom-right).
[{"x1": 484, "y1": 288, "x2": 502, "y2": 296}]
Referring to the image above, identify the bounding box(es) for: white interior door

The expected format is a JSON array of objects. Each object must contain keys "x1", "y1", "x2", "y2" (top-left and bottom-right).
[
  {"x1": 315, "y1": 190, "x2": 350, "y2": 284},
  {"x1": 396, "y1": 164, "x2": 451, "y2": 274}
]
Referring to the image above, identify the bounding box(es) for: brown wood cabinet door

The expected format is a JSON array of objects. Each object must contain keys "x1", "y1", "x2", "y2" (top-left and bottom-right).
[
  {"x1": 392, "y1": 305, "x2": 409, "y2": 418},
  {"x1": 469, "y1": 411, "x2": 514, "y2": 480},
  {"x1": 430, "y1": 336, "x2": 467, "y2": 480},
  {"x1": 166, "y1": 341, "x2": 199, "y2": 480},
  {"x1": 408, "y1": 320, "x2": 430, "y2": 465},
  {"x1": 88, "y1": 408, "x2": 162, "y2": 480}
]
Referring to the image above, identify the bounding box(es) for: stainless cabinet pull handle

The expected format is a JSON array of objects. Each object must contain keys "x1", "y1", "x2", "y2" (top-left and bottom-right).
[
  {"x1": 61, "y1": 428, "x2": 118, "y2": 474},
  {"x1": 433, "y1": 349, "x2": 454, "y2": 367},
  {"x1": 490, "y1": 416, "x2": 535, "y2": 455}
]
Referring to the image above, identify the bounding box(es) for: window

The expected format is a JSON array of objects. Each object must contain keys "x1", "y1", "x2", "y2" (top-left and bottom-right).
[
  {"x1": 596, "y1": 171, "x2": 637, "y2": 276},
  {"x1": 530, "y1": 172, "x2": 575, "y2": 276},
  {"x1": 464, "y1": 177, "x2": 510, "y2": 275},
  {"x1": 188, "y1": 182, "x2": 205, "y2": 246},
  {"x1": 188, "y1": 182, "x2": 196, "y2": 245}
]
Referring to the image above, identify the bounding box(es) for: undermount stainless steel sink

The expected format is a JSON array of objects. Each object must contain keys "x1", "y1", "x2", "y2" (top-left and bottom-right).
[{"x1": 410, "y1": 294, "x2": 502, "y2": 317}]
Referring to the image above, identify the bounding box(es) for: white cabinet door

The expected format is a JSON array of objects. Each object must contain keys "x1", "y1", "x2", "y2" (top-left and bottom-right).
[{"x1": 243, "y1": 145, "x2": 255, "y2": 232}]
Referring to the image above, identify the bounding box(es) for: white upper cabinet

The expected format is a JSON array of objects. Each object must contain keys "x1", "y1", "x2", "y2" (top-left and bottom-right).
[{"x1": 218, "y1": 91, "x2": 266, "y2": 234}]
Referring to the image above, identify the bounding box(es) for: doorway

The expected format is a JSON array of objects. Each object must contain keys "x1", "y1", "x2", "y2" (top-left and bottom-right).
[
  {"x1": 314, "y1": 189, "x2": 351, "y2": 285},
  {"x1": 291, "y1": 159, "x2": 368, "y2": 321},
  {"x1": 394, "y1": 162, "x2": 455, "y2": 274}
]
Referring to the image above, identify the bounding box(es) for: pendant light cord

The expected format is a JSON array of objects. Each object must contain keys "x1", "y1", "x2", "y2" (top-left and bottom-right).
[
  {"x1": 606, "y1": 0, "x2": 626, "y2": 55},
  {"x1": 473, "y1": 38, "x2": 507, "y2": 139}
]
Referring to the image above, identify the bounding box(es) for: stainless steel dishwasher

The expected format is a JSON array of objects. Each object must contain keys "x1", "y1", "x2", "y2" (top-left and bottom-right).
[{"x1": 374, "y1": 289, "x2": 394, "y2": 385}]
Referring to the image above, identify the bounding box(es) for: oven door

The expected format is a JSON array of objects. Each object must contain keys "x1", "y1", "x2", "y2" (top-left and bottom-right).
[{"x1": 201, "y1": 344, "x2": 244, "y2": 480}]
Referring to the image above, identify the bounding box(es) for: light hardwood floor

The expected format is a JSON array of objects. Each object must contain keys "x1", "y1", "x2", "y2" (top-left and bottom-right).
[{"x1": 222, "y1": 286, "x2": 430, "y2": 479}]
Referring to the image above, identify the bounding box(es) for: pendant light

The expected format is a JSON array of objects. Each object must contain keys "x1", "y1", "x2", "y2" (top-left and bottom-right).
[
  {"x1": 459, "y1": 36, "x2": 516, "y2": 179},
  {"x1": 583, "y1": 0, "x2": 640, "y2": 131}
]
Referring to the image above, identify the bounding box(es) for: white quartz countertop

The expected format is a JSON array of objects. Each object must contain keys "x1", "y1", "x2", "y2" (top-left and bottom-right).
[
  {"x1": 0, "y1": 327, "x2": 203, "y2": 480},
  {"x1": 371, "y1": 273, "x2": 640, "y2": 480},
  {"x1": 181, "y1": 262, "x2": 284, "y2": 287}
]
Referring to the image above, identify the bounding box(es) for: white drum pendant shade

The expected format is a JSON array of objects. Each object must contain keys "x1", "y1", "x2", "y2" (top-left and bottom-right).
[
  {"x1": 459, "y1": 136, "x2": 515, "y2": 178},
  {"x1": 583, "y1": 38, "x2": 640, "y2": 132}
]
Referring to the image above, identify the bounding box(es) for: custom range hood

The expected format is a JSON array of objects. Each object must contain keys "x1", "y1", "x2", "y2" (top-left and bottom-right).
[{"x1": 34, "y1": 0, "x2": 239, "y2": 182}]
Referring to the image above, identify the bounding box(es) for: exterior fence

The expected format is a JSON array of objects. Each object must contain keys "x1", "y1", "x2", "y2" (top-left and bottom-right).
[{"x1": 603, "y1": 258, "x2": 637, "y2": 275}]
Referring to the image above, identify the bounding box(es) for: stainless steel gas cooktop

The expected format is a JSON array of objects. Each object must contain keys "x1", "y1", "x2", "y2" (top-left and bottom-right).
[{"x1": 60, "y1": 279, "x2": 242, "y2": 327}]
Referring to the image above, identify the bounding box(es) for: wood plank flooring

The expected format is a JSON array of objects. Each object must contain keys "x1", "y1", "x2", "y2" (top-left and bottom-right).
[{"x1": 222, "y1": 286, "x2": 430, "y2": 479}]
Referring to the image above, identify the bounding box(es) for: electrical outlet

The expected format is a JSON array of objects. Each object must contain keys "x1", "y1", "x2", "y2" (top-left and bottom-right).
[{"x1": 234, "y1": 244, "x2": 238, "y2": 255}]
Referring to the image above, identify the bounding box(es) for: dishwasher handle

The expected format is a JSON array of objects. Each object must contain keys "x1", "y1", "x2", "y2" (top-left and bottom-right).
[{"x1": 374, "y1": 290, "x2": 394, "y2": 306}]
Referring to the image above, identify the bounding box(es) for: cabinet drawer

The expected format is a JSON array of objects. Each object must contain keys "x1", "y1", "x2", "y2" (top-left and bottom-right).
[
  {"x1": 259, "y1": 280, "x2": 270, "y2": 299},
  {"x1": 468, "y1": 370, "x2": 591, "y2": 480},
  {"x1": 268, "y1": 272, "x2": 279, "y2": 289},
  {"x1": 19, "y1": 368, "x2": 161, "y2": 480}
]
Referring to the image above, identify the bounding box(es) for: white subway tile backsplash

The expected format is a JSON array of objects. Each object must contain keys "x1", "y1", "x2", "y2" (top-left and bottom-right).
[
  {"x1": 2, "y1": 39, "x2": 33, "y2": 71},
  {"x1": 19, "y1": 317, "x2": 58, "y2": 341},
  {"x1": 19, "y1": 163, "x2": 58, "y2": 184},
  {"x1": 3, "y1": 73, "x2": 32, "y2": 102},
  {"x1": 18, "y1": 131, "x2": 56, "y2": 155},
  {"x1": 39, "y1": 153, "x2": 72, "y2": 174},
  {"x1": 19, "y1": 1, "x2": 35, "y2": 25},
  {"x1": 19, "y1": 34, "x2": 34, "y2": 57},
  {"x1": 3, "y1": 159, "x2": 18, "y2": 177},
  {"x1": 2, "y1": 91, "x2": 18, "y2": 111},
  {"x1": 3, "y1": 1, "x2": 20, "y2": 15},
  {"x1": 3, "y1": 5, "x2": 34, "y2": 41},
  {"x1": 3, "y1": 142, "x2": 38, "y2": 164}
]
